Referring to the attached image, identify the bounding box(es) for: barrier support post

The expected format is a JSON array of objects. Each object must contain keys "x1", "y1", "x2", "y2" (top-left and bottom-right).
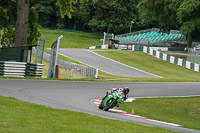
[{"x1": 56, "y1": 65, "x2": 59, "y2": 79}]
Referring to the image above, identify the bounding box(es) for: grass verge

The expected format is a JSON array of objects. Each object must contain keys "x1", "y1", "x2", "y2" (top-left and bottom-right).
[
  {"x1": 118, "y1": 96, "x2": 200, "y2": 130},
  {"x1": 0, "y1": 96, "x2": 177, "y2": 133}
]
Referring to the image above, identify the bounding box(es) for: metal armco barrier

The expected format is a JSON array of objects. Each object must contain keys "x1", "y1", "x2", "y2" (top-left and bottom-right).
[{"x1": 0, "y1": 61, "x2": 43, "y2": 77}]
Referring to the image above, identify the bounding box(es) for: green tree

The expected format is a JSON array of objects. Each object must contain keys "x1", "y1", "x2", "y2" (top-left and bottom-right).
[
  {"x1": 177, "y1": 0, "x2": 200, "y2": 47},
  {"x1": 56, "y1": 0, "x2": 77, "y2": 19},
  {"x1": 79, "y1": 0, "x2": 139, "y2": 33},
  {"x1": 137, "y1": 0, "x2": 181, "y2": 30},
  {"x1": 6, "y1": 0, "x2": 76, "y2": 46},
  {"x1": 14, "y1": 0, "x2": 31, "y2": 46},
  {"x1": 28, "y1": 7, "x2": 41, "y2": 44},
  {"x1": 138, "y1": 0, "x2": 200, "y2": 47},
  {"x1": 35, "y1": 0, "x2": 60, "y2": 28},
  {"x1": 0, "y1": 0, "x2": 16, "y2": 46},
  {"x1": 0, "y1": 0, "x2": 40, "y2": 46}
]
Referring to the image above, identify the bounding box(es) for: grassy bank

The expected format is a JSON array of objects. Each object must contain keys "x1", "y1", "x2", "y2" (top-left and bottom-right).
[
  {"x1": 118, "y1": 96, "x2": 200, "y2": 130},
  {"x1": 95, "y1": 50, "x2": 200, "y2": 81},
  {"x1": 0, "y1": 96, "x2": 177, "y2": 133},
  {"x1": 41, "y1": 29, "x2": 102, "y2": 48}
]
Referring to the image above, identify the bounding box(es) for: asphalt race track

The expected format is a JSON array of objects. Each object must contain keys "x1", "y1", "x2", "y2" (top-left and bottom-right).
[
  {"x1": 58, "y1": 48, "x2": 161, "y2": 78},
  {"x1": 0, "y1": 79, "x2": 200, "y2": 133}
]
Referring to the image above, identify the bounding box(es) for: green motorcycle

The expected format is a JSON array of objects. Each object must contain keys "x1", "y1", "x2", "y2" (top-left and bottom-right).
[{"x1": 99, "y1": 91, "x2": 123, "y2": 111}]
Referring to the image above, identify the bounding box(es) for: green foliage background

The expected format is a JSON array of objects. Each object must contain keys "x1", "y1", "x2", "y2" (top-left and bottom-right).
[
  {"x1": 0, "y1": 0, "x2": 41, "y2": 46},
  {"x1": 0, "y1": 0, "x2": 200, "y2": 46},
  {"x1": 34, "y1": 0, "x2": 200, "y2": 42},
  {"x1": 0, "y1": 0, "x2": 16, "y2": 47},
  {"x1": 35, "y1": 0, "x2": 140, "y2": 33},
  {"x1": 137, "y1": 0, "x2": 200, "y2": 44}
]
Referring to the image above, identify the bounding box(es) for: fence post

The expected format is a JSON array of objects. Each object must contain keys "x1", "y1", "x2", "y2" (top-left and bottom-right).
[
  {"x1": 95, "y1": 68, "x2": 99, "y2": 79},
  {"x1": 70, "y1": 69, "x2": 73, "y2": 79}
]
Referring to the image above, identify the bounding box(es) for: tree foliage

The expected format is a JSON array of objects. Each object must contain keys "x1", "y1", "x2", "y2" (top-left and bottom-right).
[
  {"x1": 138, "y1": 0, "x2": 200, "y2": 47},
  {"x1": 56, "y1": 0, "x2": 77, "y2": 18},
  {"x1": 138, "y1": 0, "x2": 200, "y2": 33},
  {"x1": 177, "y1": 0, "x2": 200, "y2": 33},
  {"x1": 79, "y1": 0, "x2": 139, "y2": 33},
  {"x1": 28, "y1": 7, "x2": 41, "y2": 44},
  {"x1": 34, "y1": 0, "x2": 140, "y2": 32},
  {"x1": 0, "y1": 0, "x2": 41, "y2": 46},
  {"x1": 35, "y1": 0, "x2": 60, "y2": 28},
  {"x1": 137, "y1": 0, "x2": 181, "y2": 30},
  {"x1": 0, "y1": 0, "x2": 16, "y2": 46},
  {"x1": 1, "y1": 0, "x2": 200, "y2": 47},
  {"x1": 0, "y1": 0, "x2": 76, "y2": 46}
]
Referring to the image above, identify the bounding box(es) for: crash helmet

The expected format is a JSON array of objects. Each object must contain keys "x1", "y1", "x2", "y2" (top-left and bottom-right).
[{"x1": 123, "y1": 87, "x2": 129, "y2": 95}]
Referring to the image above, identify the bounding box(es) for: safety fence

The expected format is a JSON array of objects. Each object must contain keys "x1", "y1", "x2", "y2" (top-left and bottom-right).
[
  {"x1": 57, "y1": 59, "x2": 98, "y2": 78},
  {"x1": 35, "y1": 36, "x2": 47, "y2": 64},
  {"x1": 32, "y1": 48, "x2": 98, "y2": 78},
  {"x1": 187, "y1": 48, "x2": 200, "y2": 64},
  {"x1": 0, "y1": 61, "x2": 43, "y2": 77},
  {"x1": 131, "y1": 46, "x2": 200, "y2": 72}
]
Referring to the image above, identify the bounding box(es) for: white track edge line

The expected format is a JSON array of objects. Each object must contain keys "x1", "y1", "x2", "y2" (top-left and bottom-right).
[
  {"x1": 134, "y1": 95, "x2": 200, "y2": 99},
  {"x1": 88, "y1": 50, "x2": 163, "y2": 78},
  {"x1": 91, "y1": 99, "x2": 181, "y2": 127}
]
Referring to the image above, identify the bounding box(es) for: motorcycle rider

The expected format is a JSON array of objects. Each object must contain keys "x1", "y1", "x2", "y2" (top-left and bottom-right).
[{"x1": 102, "y1": 87, "x2": 129, "y2": 107}]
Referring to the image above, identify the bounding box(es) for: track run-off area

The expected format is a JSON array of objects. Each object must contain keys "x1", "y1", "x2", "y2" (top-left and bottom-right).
[{"x1": 0, "y1": 79, "x2": 200, "y2": 133}]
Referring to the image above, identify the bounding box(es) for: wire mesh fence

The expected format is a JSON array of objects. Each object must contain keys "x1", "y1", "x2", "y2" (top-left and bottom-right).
[
  {"x1": 32, "y1": 48, "x2": 98, "y2": 79},
  {"x1": 57, "y1": 58, "x2": 98, "y2": 78},
  {"x1": 35, "y1": 36, "x2": 47, "y2": 64},
  {"x1": 187, "y1": 48, "x2": 200, "y2": 64}
]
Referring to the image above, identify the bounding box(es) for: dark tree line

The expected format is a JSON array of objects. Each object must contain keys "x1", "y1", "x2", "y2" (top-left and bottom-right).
[
  {"x1": 138, "y1": 0, "x2": 200, "y2": 47},
  {"x1": 35, "y1": 0, "x2": 200, "y2": 47},
  {"x1": 35, "y1": 0, "x2": 140, "y2": 33},
  {"x1": 0, "y1": 0, "x2": 200, "y2": 47}
]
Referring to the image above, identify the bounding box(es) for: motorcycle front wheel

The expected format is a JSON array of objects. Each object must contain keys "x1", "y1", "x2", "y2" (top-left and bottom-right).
[
  {"x1": 103, "y1": 98, "x2": 116, "y2": 111},
  {"x1": 98, "y1": 101, "x2": 104, "y2": 110}
]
